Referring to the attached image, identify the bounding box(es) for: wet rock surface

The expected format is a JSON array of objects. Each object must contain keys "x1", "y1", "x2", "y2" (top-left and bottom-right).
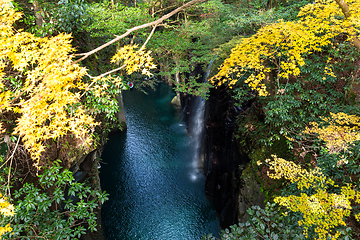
[{"x1": 204, "y1": 86, "x2": 250, "y2": 229}]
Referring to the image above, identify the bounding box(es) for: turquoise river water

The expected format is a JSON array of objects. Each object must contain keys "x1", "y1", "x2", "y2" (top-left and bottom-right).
[{"x1": 100, "y1": 83, "x2": 221, "y2": 240}]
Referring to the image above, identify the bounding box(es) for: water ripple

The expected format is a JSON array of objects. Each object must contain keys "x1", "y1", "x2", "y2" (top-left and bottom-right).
[{"x1": 100, "y1": 84, "x2": 220, "y2": 240}]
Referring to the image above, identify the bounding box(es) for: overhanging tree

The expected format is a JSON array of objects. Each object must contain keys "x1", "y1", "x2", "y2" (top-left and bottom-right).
[{"x1": 0, "y1": 0, "x2": 207, "y2": 238}]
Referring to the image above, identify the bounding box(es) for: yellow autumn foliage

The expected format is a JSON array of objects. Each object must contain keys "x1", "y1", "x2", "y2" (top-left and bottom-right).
[
  {"x1": 304, "y1": 112, "x2": 360, "y2": 153},
  {"x1": 259, "y1": 156, "x2": 360, "y2": 240},
  {"x1": 0, "y1": 0, "x2": 156, "y2": 167},
  {"x1": 0, "y1": 224, "x2": 12, "y2": 238},
  {"x1": 0, "y1": 0, "x2": 97, "y2": 165},
  {"x1": 212, "y1": 0, "x2": 360, "y2": 96},
  {"x1": 111, "y1": 45, "x2": 156, "y2": 77},
  {"x1": 0, "y1": 194, "x2": 15, "y2": 218},
  {"x1": 0, "y1": 1, "x2": 158, "y2": 235},
  {"x1": 0, "y1": 193, "x2": 14, "y2": 238}
]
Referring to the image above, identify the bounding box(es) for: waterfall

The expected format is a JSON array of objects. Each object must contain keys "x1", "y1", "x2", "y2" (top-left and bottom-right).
[
  {"x1": 100, "y1": 83, "x2": 221, "y2": 239},
  {"x1": 188, "y1": 61, "x2": 213, "y2": 181}
]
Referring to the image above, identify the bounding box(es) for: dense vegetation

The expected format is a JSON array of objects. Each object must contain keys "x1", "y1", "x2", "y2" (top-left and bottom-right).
[
  {"x1": 0, "y1": 0, "x2": 360, "y2": 239},
  {"x1": 205, "y1": 0, "x2": 360, "y2": 239}
]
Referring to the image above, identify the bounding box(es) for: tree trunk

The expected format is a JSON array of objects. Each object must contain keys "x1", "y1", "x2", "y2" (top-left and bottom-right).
[{"x1": 32, "y1": 1, "x2": 44, "y2": 27}]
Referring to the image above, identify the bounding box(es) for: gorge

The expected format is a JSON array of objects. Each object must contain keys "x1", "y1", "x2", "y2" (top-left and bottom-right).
[{"x1": 100, "y1": 83, "x2": 221, "y2": 239}]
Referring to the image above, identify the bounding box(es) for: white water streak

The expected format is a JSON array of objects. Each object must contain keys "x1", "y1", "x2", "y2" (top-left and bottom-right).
[{"x1": 189, "y1": 61, "x2": 214, "y2": 181}]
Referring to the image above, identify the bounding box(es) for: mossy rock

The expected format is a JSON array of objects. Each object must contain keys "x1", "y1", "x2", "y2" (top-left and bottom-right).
[
  {"x1": 249, "y1": 136, "x2": 294, "y2": 163},
  {"x1": 242, "y1": 136, "x2": 293, "y2": 202}
]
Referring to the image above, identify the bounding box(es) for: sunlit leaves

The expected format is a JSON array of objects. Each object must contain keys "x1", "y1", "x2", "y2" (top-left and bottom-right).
[
  {"x1": 212, "y1": 20, "x2": 313, "y2": 96},
  {"x1": 212, "y1": 0, "x2": 360, "y2": 97},
  {"x1": 0, "y1": 0, "x2": 21, "y2": 37},
  {"x1": 0, "y1": 1, "x2": 157, "y2": 167},
  {"x1": 111, "y1": 44, "x2": 156, "y2": 77},
  {"x1": 0, "y1": 25, "x2": 98, "y2": 165},
  {"x1": 0, "y1": 193, "x2": 15, "y2": 238},
  {"x1": 0, "y1": 224, "x2": 12, "y2": 238},
  {"x1": 259, "y1": 155, "x2": 360, "y2": 240},
  {"x1": 304, "y1": 112, "x2": 360, "y2": 153},
  {"x1": 0, "y1": 195, "x2": 15, "y2": 218},
  {"x1": 0, "y1": 1, "x2": 160, "y2": 239}
]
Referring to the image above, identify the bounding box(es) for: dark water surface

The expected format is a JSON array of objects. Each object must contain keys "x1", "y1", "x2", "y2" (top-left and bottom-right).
[{"x1": 100, "y1": 84, "x2": 221, "y2": 240}]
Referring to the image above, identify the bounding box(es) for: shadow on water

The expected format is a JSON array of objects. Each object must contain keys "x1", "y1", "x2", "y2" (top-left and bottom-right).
[{"x1": 100, "y1": 83, "x2": 221, "y2": 240}]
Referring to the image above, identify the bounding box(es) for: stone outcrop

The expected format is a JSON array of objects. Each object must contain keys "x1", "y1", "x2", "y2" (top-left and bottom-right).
[
  {"x1": 237, "y1": 171, "x2": 266, "y2": 223},
  {"x1": 204, "y1": 85, "x2": 250, "y2": 228},
  {"x1": 116, "y1": 92, "x2": 127, "y2": 129}
]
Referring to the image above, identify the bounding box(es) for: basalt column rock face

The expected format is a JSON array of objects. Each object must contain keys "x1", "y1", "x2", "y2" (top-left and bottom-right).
[
  {"x1": 72, "y1": 150, "x2": 105, "y2": 240},
  {"x1": 204, "y1": 86, "x2": 249, "y2": 229}
]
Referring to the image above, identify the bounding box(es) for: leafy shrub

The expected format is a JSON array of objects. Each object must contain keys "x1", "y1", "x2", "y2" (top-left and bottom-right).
[
  {"x1": 203, "y1": 203, "x2": 304, "y2": 240},
  {"x1": 3, "y1": 160, "x2": 108, "y2": 239}
]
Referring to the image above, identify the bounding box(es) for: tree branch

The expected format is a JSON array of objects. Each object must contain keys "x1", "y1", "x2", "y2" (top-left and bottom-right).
[
  {"x1": 73, "y1": 0, "x2": 206, "y2": 64},
  {"x1": 334, "y1": 0, "x2": 360, "y2": 50},
  {"x1": 334, "y1": 0, "x2": 350, "y2": 18},
  {"x1": 142, "y1": 24, "x2": 157, "y2": 49},
  {"x1": 79, "y1": 23, "x2": 158, "y2": 91}
]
